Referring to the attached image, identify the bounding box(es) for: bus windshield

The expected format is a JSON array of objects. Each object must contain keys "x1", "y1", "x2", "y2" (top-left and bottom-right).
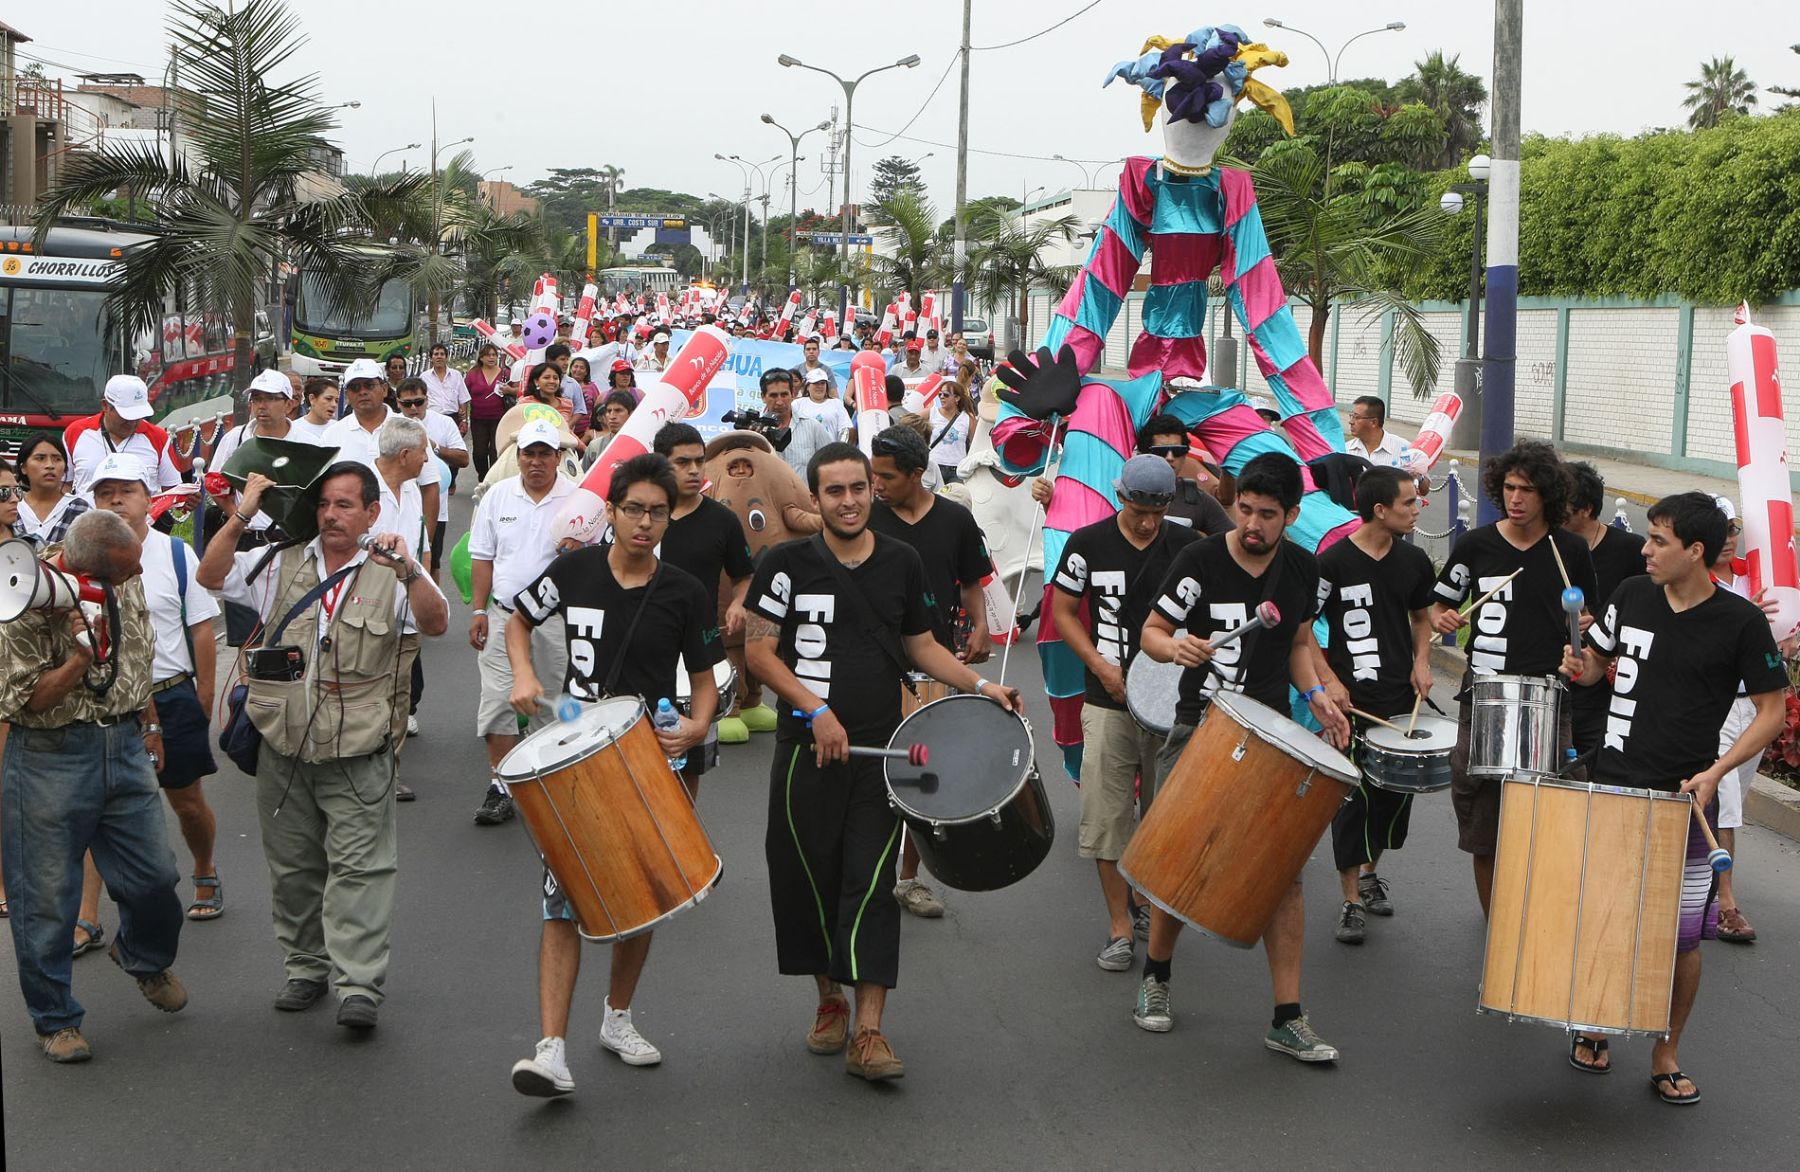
[
  {"x1": 0, "y1": 286, "x2": 117, "y2": 414},
  {"x1": 295, "y1": 271, "x2": 412, "y2": 338}
]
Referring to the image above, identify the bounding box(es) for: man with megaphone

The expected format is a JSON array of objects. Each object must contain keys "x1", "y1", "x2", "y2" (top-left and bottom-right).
[{"x1": 0, "y1": 508, "x2": 190, "y2": 1064}]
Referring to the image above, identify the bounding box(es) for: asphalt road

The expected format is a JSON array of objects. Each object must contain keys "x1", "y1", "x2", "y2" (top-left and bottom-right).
[{"x1": 5, "y1": 499, "x2": 1798, "y2": 1170}]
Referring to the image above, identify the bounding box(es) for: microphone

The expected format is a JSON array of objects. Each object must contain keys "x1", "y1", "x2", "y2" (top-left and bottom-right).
[
  {"x1": 356, "y1": 532, "x2": 407, "y2": 566},
  {"x1": 1213, "y1": 600, "x2": 1282, "y2": 649}
]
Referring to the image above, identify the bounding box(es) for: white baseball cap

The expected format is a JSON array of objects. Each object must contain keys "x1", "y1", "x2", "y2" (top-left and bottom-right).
[
  {"x1": 90, "y1": 451, "x2": 149, "y2": 489},
  {"x1": 804, "y1": 367, "x2": 829, "y2": 384},
  {"x1": 341, "y1": 358, "x2": 384, "y2": 385},
  {"x1": 103, "y1": 374, "x2": 154, "y2": 420},
  {"x1": 516, "y1": 419, "x2": 562, "y2": 452},
  {"x1": 247, "y1": 368, "x2": 296, "y2": 398},
  {"x1": 651, "y1": 331, "x2": 671, "y2": 344},
  {"x1": 1713, "y1": 494, "x2": 1737, "y2": 523}
]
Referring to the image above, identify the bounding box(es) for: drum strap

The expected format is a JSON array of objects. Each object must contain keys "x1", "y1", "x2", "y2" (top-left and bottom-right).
[
  {"x1": 600, "y1": 562, "x2": 663, "y2": 697},
  {"x1": 808, "y1": 533, "x2": 918, "y2": 699}
]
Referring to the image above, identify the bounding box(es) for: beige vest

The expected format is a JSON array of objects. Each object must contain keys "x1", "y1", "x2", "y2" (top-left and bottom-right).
[{"x1": 245, "y1": 547, "x2": 402, "y2": 764}]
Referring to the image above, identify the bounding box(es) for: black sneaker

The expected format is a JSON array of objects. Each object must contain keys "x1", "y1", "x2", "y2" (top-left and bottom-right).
[
  {"x1": 1335, "y1": 901, "x2": 1366, "y2": 944},
  {"x1": 474, "y1": 790, "x2": 514, "y2": 825},
  {"x1": 1358, "y1": 872, "x2": 1393, "y2": 916},
  {"x1": 274, "y1": 978, "x2": 328, "y2": 1011},
  {"x1": 1131, "y1": 902, "x2": 1151, "y2": 942},
  {"x1": 337, "y1": 995, "x2": 379, "y2": 1031}
]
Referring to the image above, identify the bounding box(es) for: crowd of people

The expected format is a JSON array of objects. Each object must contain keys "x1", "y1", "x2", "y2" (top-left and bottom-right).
[{"x1": 0, "y1": 326, "x2": 1786, "y2": 1118}]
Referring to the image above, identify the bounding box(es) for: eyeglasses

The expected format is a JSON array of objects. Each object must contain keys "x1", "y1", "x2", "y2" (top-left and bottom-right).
[
  {"x1": 399, "y1": 398, "x2": 427, "y2": 408},
  {"x1": 1147, "y1": 444, "x2": 1186, "y2": 459},
  {"x1": 1728, "y1": 520, "x2": 1744, "y2": 536},
  {"x1": 0, "y1": 486, "x2": 21, "y2": 502},
  {"x1": 614, "y1": 502, "x2": 671, "y2": 523}
]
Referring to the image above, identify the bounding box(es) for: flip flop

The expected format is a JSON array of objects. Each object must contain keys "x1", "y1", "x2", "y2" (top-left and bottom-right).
[
  {"x1": 187, "y1": 874, "x2": 224, "y2": 922},
  {"x1": 71, "y1": 918, "x2": 105, "y2": 958},
  {"x1": 1568, "y1": 1033, "x2": 1610, "y2": 1074},
  {"x1": 1650, "y1": 1071, "x2": 1701, "y2": 1105}
]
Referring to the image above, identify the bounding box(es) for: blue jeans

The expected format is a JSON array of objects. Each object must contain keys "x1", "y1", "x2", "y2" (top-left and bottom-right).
[{"x1": 3, "y1": 720, "x2": 184, "y2": 1034}]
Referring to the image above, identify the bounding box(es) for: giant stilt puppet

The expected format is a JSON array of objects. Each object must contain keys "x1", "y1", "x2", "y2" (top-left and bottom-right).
[{"x1": 992, "y1": 23, "x2": 1358, "y2": 776}]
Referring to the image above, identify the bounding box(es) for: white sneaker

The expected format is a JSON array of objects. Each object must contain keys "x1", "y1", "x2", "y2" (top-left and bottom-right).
[
  {"x1": 599, "y1": 1001, "x2": 662, "y2": 1066},
  {"x1": 406, "y1": 714, "x2": 420, "y2": 736},
  {"x1": 511, "y1": 1036, "x2": 574, "y2": 1097}
]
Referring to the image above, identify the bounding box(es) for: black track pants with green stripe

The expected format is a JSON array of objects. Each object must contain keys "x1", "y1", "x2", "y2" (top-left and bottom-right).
[{"x1": 766, "y1": 743, "x2": 903, "y2": 989}]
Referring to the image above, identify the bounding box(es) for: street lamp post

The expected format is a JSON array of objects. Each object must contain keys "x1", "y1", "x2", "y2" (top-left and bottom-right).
[
  {"x1": 778, "y1": 51, "x2": 921, "y2": 321},
  {"x1": 763, "y1": 114, "x2": 832, "y2": 291},
  {"x1": 1439, "y1": 154, "x2": 1491, "y2": 451},
  {"x1": 1051, "y1": 153, "x2": 1099, "y2": 189},
  {"x1": 481, "y1": 165, "x2": 513, "y2": 211},
  {"x1": 737, "y1": 153, "x2": 783, "y2": 289},
  {"x1": 427, "y1": 134, "x2": 475, "y2": 345},
  {"x1": 369, "y1": 142, "x2": 420, "y2": 178},
  {"x1": 1261, "y1": 17, "x2": 1406, "y2": 84},
  {"x1": 761, "y1": 155, "x2": 807, "y2": 278}
]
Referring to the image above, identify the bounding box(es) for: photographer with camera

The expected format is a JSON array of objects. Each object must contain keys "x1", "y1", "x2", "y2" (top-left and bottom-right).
[
  {"x1": 754, "y1": 369, "x2": 832, "y2": 478},
  {"x1": 196, "y1": 462, "x2": 448, "y2": 1032},
  {"x1": 0, "y1": 508, "x2": 189, "y2": 1063}
]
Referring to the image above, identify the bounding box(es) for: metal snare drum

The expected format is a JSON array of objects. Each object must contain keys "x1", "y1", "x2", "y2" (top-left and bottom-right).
[
  {"x1": 1125, "y1": 642, "x2": 1185, "y2": 735},
  {"x1": 1467, "y1": 674, "x2": 1564, "y2": 780},
  {"x1": 1361, "y1": 715, "x2": 1457, "y2": 793},
  {"x1": 675, "y1": 656, "x2": 738, "y2": 716}
]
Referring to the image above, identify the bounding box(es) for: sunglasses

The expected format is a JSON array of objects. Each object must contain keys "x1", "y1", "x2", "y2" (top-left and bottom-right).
[
  {"x1": 399, "y1": 398, "x2": 427, "y2": 408},
  {"x1": 1121, "y1": 491, "x2": 1173, "y2": 509},
  {"x1": 0, "y1": 486, "x2": 21, "y2": 502},
  {"x1": 1147, "y1": 444, "x2": 1186, "y2": 459},
  {"x1": 1728, "y1": 520, "x2": 1744, "y2": 536}
]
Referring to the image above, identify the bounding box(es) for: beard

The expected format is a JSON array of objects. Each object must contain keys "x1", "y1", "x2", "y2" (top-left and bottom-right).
[{"x1": 821, "y1": 509, "x2": 865, "y2": 541}]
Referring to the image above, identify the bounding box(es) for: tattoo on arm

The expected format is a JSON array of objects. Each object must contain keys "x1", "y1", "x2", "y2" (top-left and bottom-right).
[{"x1": 746, "y1": 614, "x2": 780, "y2": 642}]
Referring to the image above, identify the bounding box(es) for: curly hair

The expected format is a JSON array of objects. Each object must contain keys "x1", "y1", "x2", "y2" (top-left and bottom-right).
[{"x1": 1482, "y1": 439, "x2": 1572, "y2": 528}]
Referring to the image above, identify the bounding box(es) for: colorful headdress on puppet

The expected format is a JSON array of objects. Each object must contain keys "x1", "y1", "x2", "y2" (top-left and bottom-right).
[{"x1": 1103, "y1": 24, "x2": 1294, "y2": 136}]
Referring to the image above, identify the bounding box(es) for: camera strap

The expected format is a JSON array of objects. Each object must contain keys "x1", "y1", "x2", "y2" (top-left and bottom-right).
[
  {"x1": 807, "y1": 532, "x2": 917, "y2": 699},
  {"x1": 265, "y1": 563, "x2": 359, "y2": 649}
]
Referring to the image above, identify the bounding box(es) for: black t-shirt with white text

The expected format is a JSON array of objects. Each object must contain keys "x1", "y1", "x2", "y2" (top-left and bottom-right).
[
  {"x1": 1318, "y1": 537, "x2": 1437, "y2": 716},
  {"x1": 1053, "y1": 517, "x2": 1201, "y2": 708},
  {"x1": 661, "y1": 496, "x2": 755, "y2": 619},
  {"x1": 1570, "y1": 524, "x2": 1648, "y2": 725},
  {"x1": 515, "y1": 550, "x2": 723, "y2": 705},
  {"x1": 747, "y1": 533, "x2": 934, "y2": 744},
  {"x1": 1434, "y1": 525, "x2": 1598, "y2": 676},
  {"x1": 1586, "y1": 575, "x2": 1787, "y2": 790},
  {"x1": 868, "y1": 495, "x2": 990, "y2": 650},
  {"x1": 1151, "y1": 534, "x2": 1324, "y2": 722}
]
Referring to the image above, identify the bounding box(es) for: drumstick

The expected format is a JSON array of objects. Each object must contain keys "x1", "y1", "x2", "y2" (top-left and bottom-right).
[
  {"x1": 849, "y1": 743, "x2": 930, "y2": 767},
  {"x1": 1460, "y1": 568, "x2": 1524, "y2": 616},
  {"x1": 1346, "y1": 708, "x2": 1408, "y2": 733},
  {"x1": 1405, "y1": 691, "x2": 1426, "y2": 736},
  {"x1": 1562, "y1": 586, "x2": 1586, "y2": 663},
  {"x1": 1547, "y1": 534, "x2": 1573, "y2": 591},
  {"x1": 1689, "y1": 800, "x2": 1733, "y2": 872},
  {"x1": 1211, "y1": 600, "x2": 1282, "y2": 649}
]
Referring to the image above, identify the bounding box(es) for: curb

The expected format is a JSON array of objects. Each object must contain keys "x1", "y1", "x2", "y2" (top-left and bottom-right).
[{"x1": 1747, "y1": 775, "x2": 1800, "y2": 843}]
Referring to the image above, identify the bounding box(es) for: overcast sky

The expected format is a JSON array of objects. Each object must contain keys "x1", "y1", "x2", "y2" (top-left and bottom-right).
[{"x1": 16, "y1": 1, "x2": 1800, "y2": 211}]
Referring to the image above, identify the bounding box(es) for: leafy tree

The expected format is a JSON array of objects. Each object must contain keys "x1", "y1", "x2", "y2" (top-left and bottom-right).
[
  {"x1": 865, "y1": 189, "x2": 950, "y2": 306},
  {"x1": 1224, "y1": 85, "x2": 1446, "y2": 171},
  {"x1": 36, "y1": 0, "x2": 419, "y2": 388},
  {"x1": 1396, "y1": 51, "x2": 1488, "y2": 170},
  {"x1": 1684, "y1": 56, "x2": 1757, "y2": 129},
  {"x1": 868, "y1": 155, "x2": 926, "y2": 208},
  {"x1": 964, "y1": 205, "x2": 1079, "y2": 346}
]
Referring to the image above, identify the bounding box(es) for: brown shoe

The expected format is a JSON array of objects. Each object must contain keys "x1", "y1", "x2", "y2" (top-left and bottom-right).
[
  {"x1": 39, "y1": 1026, "x2": 92, "y2": 1063},
  {"x1": 846, "y1": 1026, "x2": 905, "y2": 1081},
  {"x1": 108, "y1": 940, "x2": 188, "y2": 1013},
  {"x1": 807, "y1": 995, "x2": 849, "y2": 1054}
]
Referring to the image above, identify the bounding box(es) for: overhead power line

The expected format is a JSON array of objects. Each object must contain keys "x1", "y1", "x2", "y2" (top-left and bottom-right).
[{"x1": 971, "y1": 0, "x2": 1109, "y2": 52}]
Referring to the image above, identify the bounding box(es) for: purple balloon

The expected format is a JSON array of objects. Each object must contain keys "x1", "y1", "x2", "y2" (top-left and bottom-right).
[{"x1": 522, "y1": 311, "x2": 557, "y2": 349}]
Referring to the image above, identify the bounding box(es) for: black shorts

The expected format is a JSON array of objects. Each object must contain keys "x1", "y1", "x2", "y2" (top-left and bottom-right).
[
  {"x1": 1331, "y1": 782, "x2": 1414, "y2": 870},
  {"x1": 154, "y1": 678, "x2": 217, "y2": 790}
]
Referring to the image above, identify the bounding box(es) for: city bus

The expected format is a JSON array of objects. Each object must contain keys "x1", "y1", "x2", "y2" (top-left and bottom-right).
[
  {"x1": 0, "y1": 221, "x2": 249, "y2": 456},
  {"x1": 287, "y1": 243, "x2": 417, "y2": 377},
  {"x1": 597, "y1": 265, "x2": 681, "y2": 298}
]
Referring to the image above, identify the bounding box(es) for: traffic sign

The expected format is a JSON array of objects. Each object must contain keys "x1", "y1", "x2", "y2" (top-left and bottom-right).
[
  {"x1": 597, "y1": 215, "x2": 687, "y2": 229},
  {"x1": 802, "y1": 232, "x2": 874, "y2": 245}
]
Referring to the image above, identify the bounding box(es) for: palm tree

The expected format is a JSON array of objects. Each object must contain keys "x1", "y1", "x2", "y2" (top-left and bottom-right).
[
  {"x1": 1246, "y1": 145, "x2": 1444, "y2": 398},
  {"x1": 865, "y1": 189, "x2": 950, "y2": 306},
  {"x1": 1395, "y1": 51, "x2": 1488, "y2": 170},
  {"x1": 964, "y1": 205, "x2": 1080, "y2": 348},
  {"x1": 35, "y1": 0, "x2": 412, "y2": 389},
  {"x1": 1684, "y1": 56, "x2": 1758, "y2": 129}
]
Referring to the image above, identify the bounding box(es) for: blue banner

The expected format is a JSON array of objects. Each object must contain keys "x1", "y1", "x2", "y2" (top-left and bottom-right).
[{"x1": 668, "y1": 331, "x2": 856, "y2": 440}]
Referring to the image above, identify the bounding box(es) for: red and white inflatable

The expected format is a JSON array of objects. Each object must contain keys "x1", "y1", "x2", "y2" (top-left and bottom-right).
[{"x1": 1728, "y1": 303, "x2": 1800, "y2": 641}]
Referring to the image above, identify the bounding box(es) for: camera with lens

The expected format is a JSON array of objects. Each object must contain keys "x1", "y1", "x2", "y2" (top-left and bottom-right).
[
  {"x1": 247, "y1": 644, "x2": 306, "y2": 682},
  {"x1": 721, "y1": 408, "x2": 792, "y2": 452}
]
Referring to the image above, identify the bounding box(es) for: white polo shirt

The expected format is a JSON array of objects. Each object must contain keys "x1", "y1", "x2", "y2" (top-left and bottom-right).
[
  {"x1": 69, "y1": 428, "x2": 181, "y2": 494},
  {"x1": 1345, "y1": 429, "x2": 1411, "y2": 469},
  {"x1": 374, "y1": 473, "x2": 428, "y2": 564},
  {"x1": 140, "y1": 528, "x2": 221, "y2": 680},
  {"x1": 422, "y1": 367, "x2": 471, "y2": 416},
  {"x1": 419, "y1": 410, "x2": 467, "y2": 461},
  {"x1": 468, "y1": 473, "x2": 580, "y2": 610},
  {"x1": 320, "y1": 407, "x2": 399, "y2": 473}
]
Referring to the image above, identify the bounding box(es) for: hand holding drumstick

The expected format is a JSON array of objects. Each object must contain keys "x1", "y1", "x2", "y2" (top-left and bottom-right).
[{"x1": 1431, "y1": 568, "x2": 1524, "y2": 635}]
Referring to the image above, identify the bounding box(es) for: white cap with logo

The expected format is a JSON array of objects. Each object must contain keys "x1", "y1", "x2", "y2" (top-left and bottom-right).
[
  {"x1": 341, "y1": 358, "x2": 384, "y2": 385},
  {"x1": 90, "y1": 451, "x2": 150, "y2": 489},
  {"x1": 516, "y1": 419, "x2": 562, "y2": 451},
  {"x1": 103, "y1": 374, "x2": 154, "y2": 421},
  {"x1": 247, "y1": 368, "x2": 296, "y2": 397}
]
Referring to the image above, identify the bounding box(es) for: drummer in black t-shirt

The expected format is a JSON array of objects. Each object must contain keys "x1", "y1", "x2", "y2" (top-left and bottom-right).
[
  {"x1": 1135, "y1": 452, "x2": 1351, "y2": 1062},
  {"x1": 746, "y1": 441, "x2": 1021, "y2": 1082},
  {"x1": 1564, "y1": 492, "x2": 1786, "y2": 1101},
  {"x1": 654, "y1": 422, "x2": 756, "y2": 796},
  {"x1": 504, "y1": 454, "x2": 724, "y2": 1098},
  {"x1": 1430, "y1": 440, "x2": 1597, "y2": 915},
  {"x1": 1563, "y1": 461, "x2": 1647, "y2": 760},
  {"x1": 1313, "y1": 467, "x2": 1437, "y2": 944},
  {"x1": 1050, "y1": 454, "x2": 1201, "y2": 973},
  {"x1": 868, "y1": 424, "x2": 994, "y2": 920}
]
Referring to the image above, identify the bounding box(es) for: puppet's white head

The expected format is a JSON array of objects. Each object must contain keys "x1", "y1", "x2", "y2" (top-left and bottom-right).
[{"x1": 1104, "y1": 24, "x2": 1295, "y2": 172}]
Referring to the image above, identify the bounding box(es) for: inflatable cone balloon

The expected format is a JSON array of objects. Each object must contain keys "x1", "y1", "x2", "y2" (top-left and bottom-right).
[
  {"x1": 1401, "y1": 392, "x2": 1462, "y2": 477},
  {"x1": 1727, "y1": 304, "x2": 1800, "y2": 641},
  {"x1": 552, "y1": 326, "x2": 734, "y2": 545},
  {"x1": 852, "y1": 352, "x2": 890, "y2": 458}
]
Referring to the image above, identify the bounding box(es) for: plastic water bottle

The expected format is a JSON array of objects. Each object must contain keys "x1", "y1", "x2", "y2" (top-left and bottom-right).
[{"x1": 654, "y1": 698, "x2": 686, "y2": 771}]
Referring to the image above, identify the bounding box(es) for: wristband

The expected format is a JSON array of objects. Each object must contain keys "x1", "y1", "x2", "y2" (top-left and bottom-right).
[
  {"x1": 1302, "y1": 685, "x2": 1325, "y2": 703},
  {"x1": 473, "y1": 608, "x2": 488, "y2": 617},
  {"x1": 806, "y1": 704, "x2": 828, "y2": 721}
]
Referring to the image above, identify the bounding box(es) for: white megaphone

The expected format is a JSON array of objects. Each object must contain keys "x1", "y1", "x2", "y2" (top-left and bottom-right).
[{"x1": 0, "y1": 539, "x2": 105, "y2": 623}]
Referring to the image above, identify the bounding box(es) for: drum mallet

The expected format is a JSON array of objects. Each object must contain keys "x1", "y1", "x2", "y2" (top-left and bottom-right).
[
  {"x1": 534, "y1": 694, "x2": 582, "y2": 723},
  {"x1": 1690, "y1": 801, "x2": 1734, "y2": 872},
  {"x1": 1561, "y1": 587, "x2": 1586, "y2": 677},
  {"x1": 1211, "y1": 600, "x2": 1282, "y2": 649},
  {"x1": 849, "y1": 744, "x2": 930, "y2": 767}
]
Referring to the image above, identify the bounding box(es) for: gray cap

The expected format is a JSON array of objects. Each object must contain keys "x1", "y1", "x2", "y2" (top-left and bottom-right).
[{"x1": 1113, "y1": 453, "x2": 1176, "y2": 505}]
